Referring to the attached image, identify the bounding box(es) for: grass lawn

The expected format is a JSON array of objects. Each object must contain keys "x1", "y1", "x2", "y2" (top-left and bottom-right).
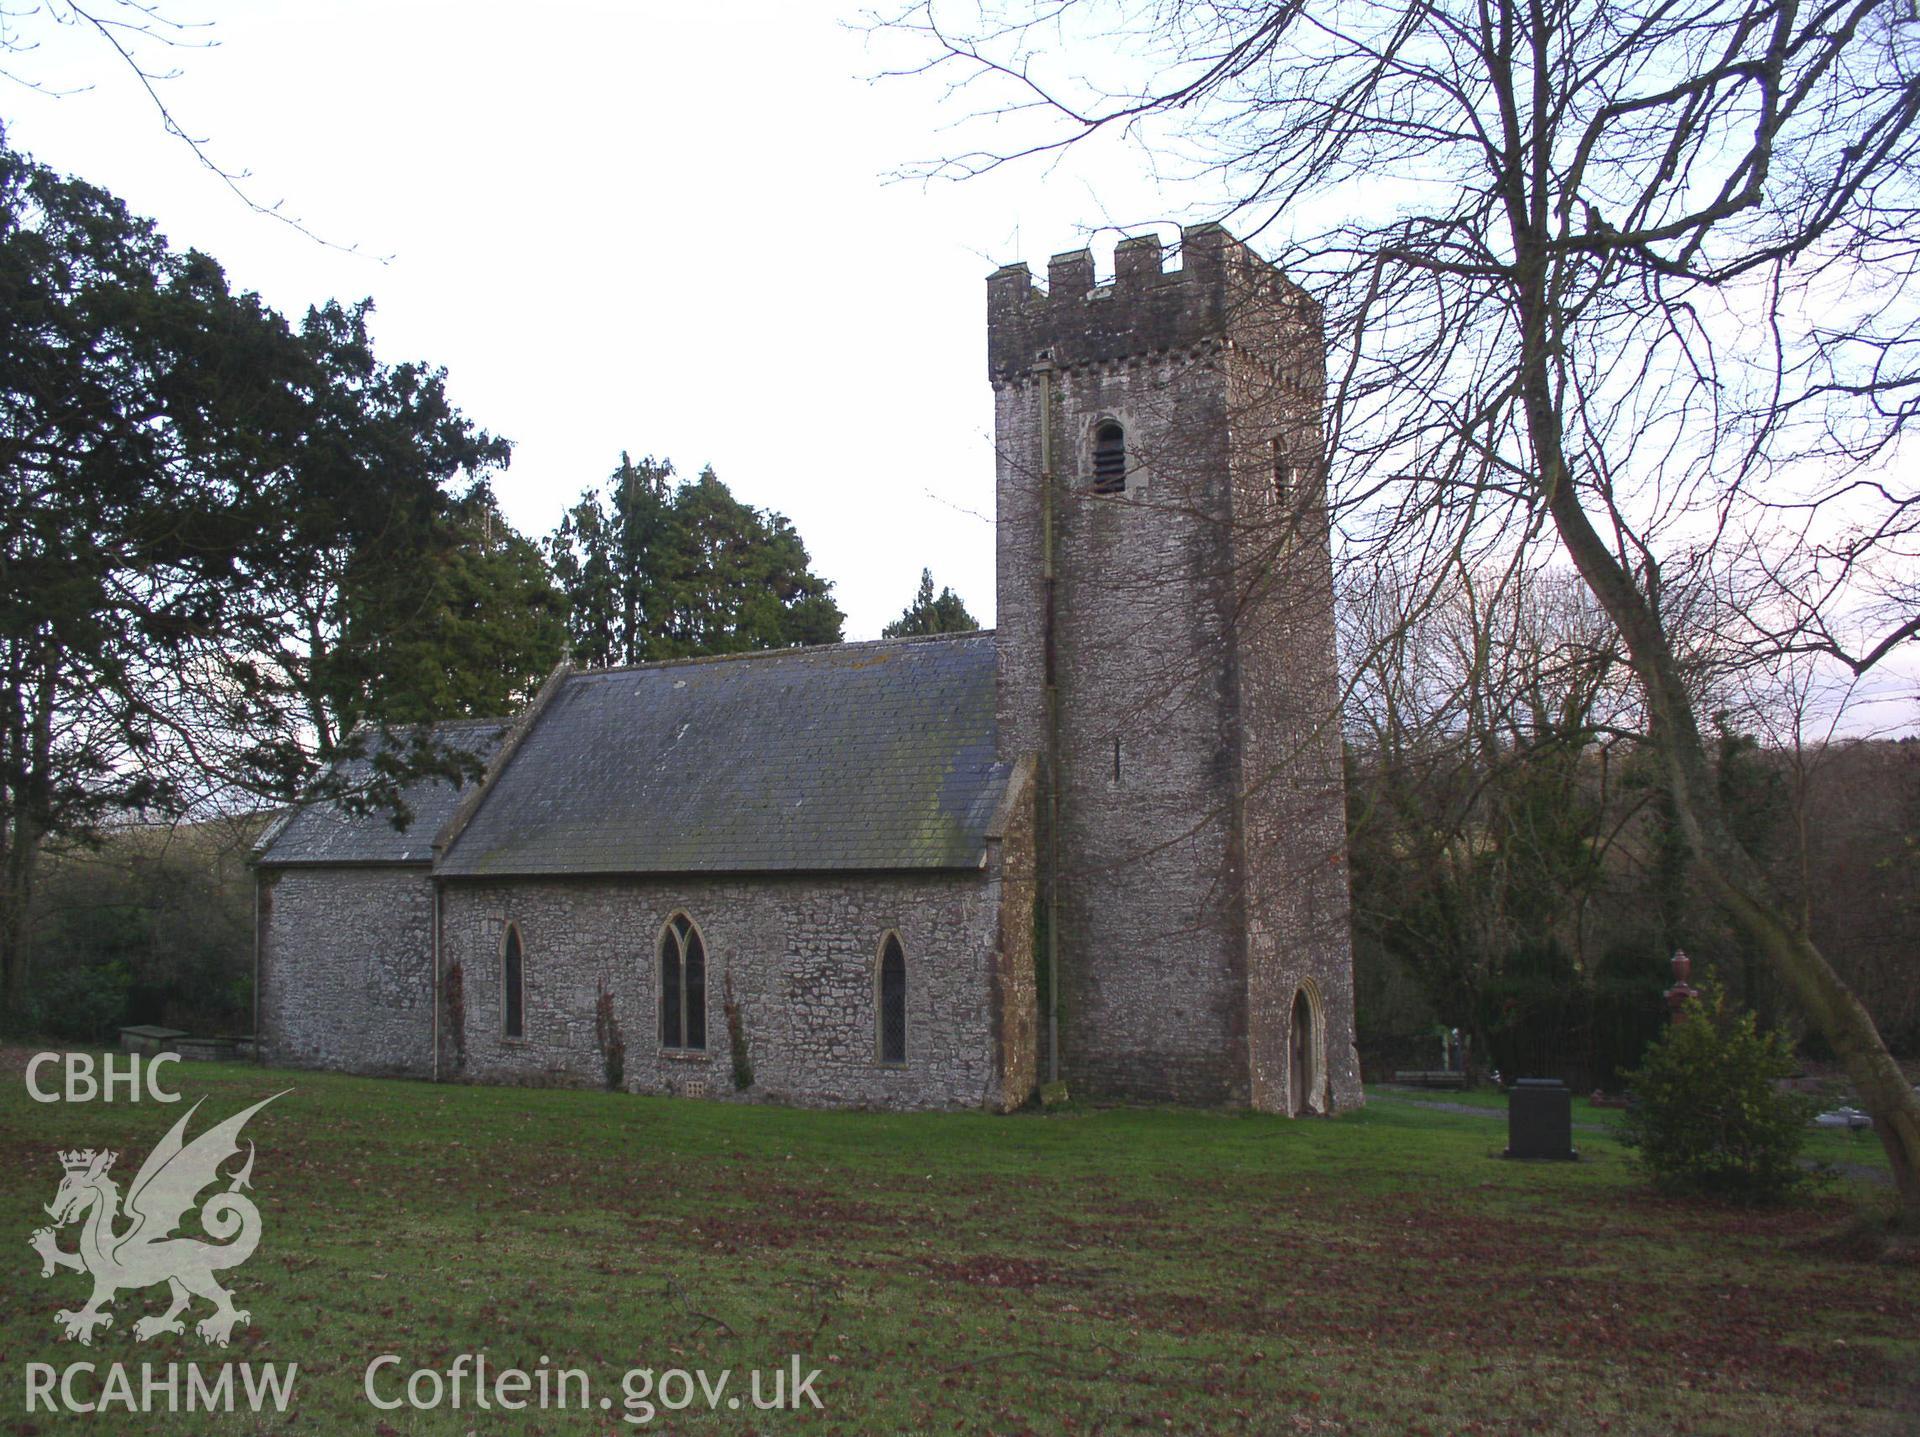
[
  {"x1": 1, "y1": 1056, "x2": 1913, "y2": 1435},
  {"x1": 1370, "y1": 1085, "x2": 1899, "y2": 1176}
]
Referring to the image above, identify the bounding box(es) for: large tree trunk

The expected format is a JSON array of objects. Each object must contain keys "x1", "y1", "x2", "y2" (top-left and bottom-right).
[
  {"x1": 1514, "y1": 318, "x2": 1920, "y2": 1219},
  {"x1": 0, "y1": 814, "x2": 40, "y2": 1027},
  {"x1": 0, "y1": 639, "x2": 57, "y2": 1032}
]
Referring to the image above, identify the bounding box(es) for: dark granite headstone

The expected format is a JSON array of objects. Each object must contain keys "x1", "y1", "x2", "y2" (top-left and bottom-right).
[{"x1": 1507, "y1": 1078, "x2": 1577, "y2": 1160}]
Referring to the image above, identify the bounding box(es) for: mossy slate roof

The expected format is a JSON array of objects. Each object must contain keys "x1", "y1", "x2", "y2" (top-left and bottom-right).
[
  {"x1": 254, "y1": 719, "x2": 508, "y2": 866},
  {"x1": 435, "y1": 632, "x2": 1009, "y2": 877}
]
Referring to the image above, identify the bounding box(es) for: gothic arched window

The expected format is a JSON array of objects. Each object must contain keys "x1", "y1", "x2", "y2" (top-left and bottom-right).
[
  {"x1": 659, "y1": 913, "x2": 707, "y2": 1051},
  {"x1": 502, "y1": 923, "x2": 525, "y2": 1040},
  {"x1": 877, "y1": 933, "x2": 907, "y2": 1065},
  {"x1": 1092, "y1": 421, "x2": 1127, "y2": 494}
]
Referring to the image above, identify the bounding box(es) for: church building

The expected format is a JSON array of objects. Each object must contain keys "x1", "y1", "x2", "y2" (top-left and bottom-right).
[{"x1": 252, "y1": 225, "x2": 1362, "y2": 1115}]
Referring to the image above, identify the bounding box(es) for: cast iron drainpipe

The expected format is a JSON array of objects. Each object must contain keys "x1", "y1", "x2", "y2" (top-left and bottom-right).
[
  {"x1": 431, "y1": 879, "x2": 442, "y2": 1081},
  {"x1": 1039, "y1": 358, "x2": 1061, "y2": 1086}
]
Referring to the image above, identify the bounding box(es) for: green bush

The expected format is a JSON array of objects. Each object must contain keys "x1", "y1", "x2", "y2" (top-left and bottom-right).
[
  {"x1": 1619, "y1": 976, "x2": 1815, "y2": 1203},
  {"x1": 594, "y1": 984, "x2": 625, "y2": 1092},
  {"x1": 26, "y1": 823, "x2": 259, "y2": 1035},
  {"x1": 1476, "y1": 939, "x2": 1585, "y2": 1082},
  {"x1": 26, "y1": 960, "x2": 134, "y2": 1043}
]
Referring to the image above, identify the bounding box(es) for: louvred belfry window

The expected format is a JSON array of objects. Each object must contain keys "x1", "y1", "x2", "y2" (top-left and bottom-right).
[
  {"x1": 1092, "y1": 421, "x2": 1126, "y2": 494},
  {"x1": 660, "y1": 914, "x2": 706, "y2": 1051}
]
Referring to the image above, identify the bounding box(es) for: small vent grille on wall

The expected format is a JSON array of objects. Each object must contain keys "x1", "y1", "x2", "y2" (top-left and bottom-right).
[{"x1": 1092, "y1": 421, "x2": 1126, "y2": 494}]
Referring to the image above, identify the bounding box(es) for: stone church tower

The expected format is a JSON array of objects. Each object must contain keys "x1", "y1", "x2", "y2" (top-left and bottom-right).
[{"x1": 989, "y1": 224, "x2": 1362, "y2": 1113}]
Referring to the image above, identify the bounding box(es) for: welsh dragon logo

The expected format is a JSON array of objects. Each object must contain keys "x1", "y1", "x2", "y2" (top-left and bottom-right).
[{"x1": 29, "y1": 1093, "x2": 286, "y2": 1347}]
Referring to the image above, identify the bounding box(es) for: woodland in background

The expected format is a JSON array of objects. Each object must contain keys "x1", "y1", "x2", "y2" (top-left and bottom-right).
[
  {"x1": 1350, "y1": 734, "x2": 1920, "y2": 1087},
  {"x1": 1343, "y1": 567, "x2": 1918, "y2": 1085},
  {"x1": 21, "y1": 815, "x2": 263, "y2": 1041}
]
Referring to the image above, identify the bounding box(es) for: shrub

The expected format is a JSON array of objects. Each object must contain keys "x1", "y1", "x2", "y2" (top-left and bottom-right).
[
  {"x1": 1588, "y1": 940, "x2": 1671, "y2": 1089},
  {"x1": 1619, "y1": 976, "x2": 1815, "y2": 1203},
  {"x1": 28, "y1": 823, "x2": 258, "y2": 1035},
  {"x1": 594, "y1": 983, "x2": 625, "y2": 1092},
  {"x1": 444, "y1": 961, "x2": 466, "y2": 1070},
  {"x1": 27, "y1": 960, "x2": 134, "y2": 1043},
  {"x1": 723, "y1": 971, "x2": 753, "y2": 1091},
  {"x1": 1476, "y1": 939, "x2": 1585, "y2": 1084}
]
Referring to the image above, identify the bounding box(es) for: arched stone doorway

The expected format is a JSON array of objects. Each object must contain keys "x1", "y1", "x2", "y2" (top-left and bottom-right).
[{"x1": 1289, "y1": 985, "x2": 1322, "y2": 1117}]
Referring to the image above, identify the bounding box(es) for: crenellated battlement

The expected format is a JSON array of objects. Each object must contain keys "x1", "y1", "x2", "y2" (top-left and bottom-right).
[{"x1": 986, "y1": 223, "x2": 1310, "y2": 383}]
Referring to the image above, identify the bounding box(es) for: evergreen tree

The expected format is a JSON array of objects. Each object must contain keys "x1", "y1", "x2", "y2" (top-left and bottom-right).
[
  {"x1": 332, "y1": 484, "x2": 568, "y2": 728},
  {"x1": 882, "y1": 569, "x2": 979, "y2": 638},
  {"x1": 211, "y1": 294, "x2": 546, "y2": 833},
  {"x1": 545, "y1": 453, "x2": 675, "y2": 670},
  {"x1": 0, "y1": 144, "x2": 546, "y2": 1022},
  {"x1": 547, "y1": 460, "x2": 843, "y2": 665}
]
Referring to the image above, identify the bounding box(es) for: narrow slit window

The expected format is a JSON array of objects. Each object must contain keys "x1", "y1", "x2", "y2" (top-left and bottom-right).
[
  {"x1": 502, "y1": 924, "x2": 524, "y2": 1040},
  {"x1": 1092, "y1": 421, "x2": 1126, "y2": 494},
  {"x1": 1272, "y1": 437, "x2": 1293, "y2": 509},
  {"x1": 660, "y1": 914, "x2": 707, "y2": 1051},
  {"x1": 879, "y1": 934, "x2": 907, "y2": 1064}
]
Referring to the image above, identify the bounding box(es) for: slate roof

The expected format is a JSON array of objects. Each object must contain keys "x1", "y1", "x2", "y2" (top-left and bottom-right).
[
  {"x1": 253, "y1": 718, "x2": 508, "y2": 867},
  {"x1": 436, "y1": 632, "x2": 1009, "y2": 877}
]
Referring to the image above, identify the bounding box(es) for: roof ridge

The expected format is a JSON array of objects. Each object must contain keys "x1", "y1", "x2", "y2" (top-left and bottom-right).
[
  {"x1": 343, "y1": 715, "x2": 512, "y2": 741},
  {"x1": 574, "y1": 628, "x2": 995, "y2": 679}
]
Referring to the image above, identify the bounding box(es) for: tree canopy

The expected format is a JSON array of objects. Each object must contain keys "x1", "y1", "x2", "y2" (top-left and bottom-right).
[
  {"x1": 882, "y1": 568, "x2": 979, "y2": 638},
  {"x1": 219, "y1": 296, "x2": 563, "y2": 798},
  {"x1": 546, "y1": 455, "x2": 843, "y2": 667},
  {"x1": 0, "y1": 144, "x2": 552, "y2": 1020}
]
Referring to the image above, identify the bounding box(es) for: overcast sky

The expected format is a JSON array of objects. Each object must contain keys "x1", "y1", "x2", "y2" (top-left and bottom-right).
[
  {"x1": 4, "y1": 0, "x2": 1188, "y2": 639},
  {"x1": 7, "y1": 1, "x2": 1912, "y2": 732}
]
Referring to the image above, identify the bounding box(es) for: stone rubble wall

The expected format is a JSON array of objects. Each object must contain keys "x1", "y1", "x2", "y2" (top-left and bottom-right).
[
  {"x1": 439, "y1": 869, "x2": 1019, "y2": 1111},
  {"x1": 256, "y1": 866, "x2": 437, "y2": 1077}
]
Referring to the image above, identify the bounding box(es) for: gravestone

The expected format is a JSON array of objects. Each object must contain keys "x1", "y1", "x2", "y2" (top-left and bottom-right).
[
  {"x1": 118, "y1": 1026, "x2": 187, "y2": 1055},
  {"x1": 1506, "y1": 1078, "x2": 1577, "y2": 1160}
]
